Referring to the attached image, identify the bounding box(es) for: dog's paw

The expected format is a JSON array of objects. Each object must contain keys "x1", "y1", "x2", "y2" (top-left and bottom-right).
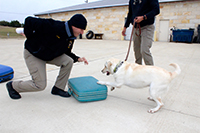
[
  {"x1": 97, "y1": 81, "x2": 105, "y2": 85},
  {"x1": 148, "y1": 109, "x2": 157, "y2": 113},
  {"x1": 111, "y1": 87, "x2": 115, "y2": 91},
  {"x1": 148, "y1": 105, "x2": 163, "y2": 113}
]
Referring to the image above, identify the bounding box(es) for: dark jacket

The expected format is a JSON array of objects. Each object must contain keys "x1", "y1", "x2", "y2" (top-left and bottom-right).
[
  {"x1": 125, "y1": 0, "x2": 160, "y2": 28},
  {"x1": 24, "y1": 16, "x2": 79, "y2": 62}
]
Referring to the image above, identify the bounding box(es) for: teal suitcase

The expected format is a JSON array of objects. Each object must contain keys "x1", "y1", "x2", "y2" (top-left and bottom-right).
[{"x1": 68, "y1": 76, "x2": 107, "y2": 102}]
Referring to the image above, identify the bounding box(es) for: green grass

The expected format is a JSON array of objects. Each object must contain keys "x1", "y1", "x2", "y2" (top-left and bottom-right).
[{"x1": 0, "y1": 26, "x2": 25, "y2": 38}]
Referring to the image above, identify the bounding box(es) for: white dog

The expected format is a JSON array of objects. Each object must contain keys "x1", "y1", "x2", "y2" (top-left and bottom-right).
[{"x1": 97, "y1": 58, "x2": 181, "y2": 113}]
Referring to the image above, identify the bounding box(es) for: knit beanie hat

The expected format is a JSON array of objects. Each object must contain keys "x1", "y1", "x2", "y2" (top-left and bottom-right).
[{"x1": 69, "y1": 14, "x2": 87, "y2": 30}]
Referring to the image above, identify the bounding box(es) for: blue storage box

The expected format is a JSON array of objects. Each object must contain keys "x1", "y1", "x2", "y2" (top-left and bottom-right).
[
  {"x1": 0, "y1": 64, "x2": 14, "y2": 83},
  {"x1": 68, "y1": 76, "x2": 107, "y2": 102},
  {"x1": 173, "y1": 29, "x2": 194, "y2": 43}
]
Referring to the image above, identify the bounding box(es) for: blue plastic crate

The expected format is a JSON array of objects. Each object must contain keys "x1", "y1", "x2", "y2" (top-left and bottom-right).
[{"x1": 172, "y1": 29, "x2": 194, "y2": 43}]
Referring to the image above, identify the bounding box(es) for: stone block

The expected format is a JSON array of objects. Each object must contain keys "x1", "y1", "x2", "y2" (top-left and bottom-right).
[{"x1": 181, "y1": 19, "x2": 190, "y2": 24}]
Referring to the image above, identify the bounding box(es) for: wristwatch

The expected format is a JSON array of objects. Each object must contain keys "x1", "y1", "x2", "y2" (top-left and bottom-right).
[{"x1": 143, "y1": 15, "x2": 147, "y2": 20}]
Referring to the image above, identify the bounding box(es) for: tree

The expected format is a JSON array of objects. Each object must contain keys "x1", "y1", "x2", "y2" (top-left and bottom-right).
[
  {"x1": 0, "y1": 20, "x2": 23, "y2": 27},
  {"x1": 0, "y1": 20, "x2": 10, "y2": 26},
  {"x1": 10, "y1": 20, "x2": 21, "y2": 27}
]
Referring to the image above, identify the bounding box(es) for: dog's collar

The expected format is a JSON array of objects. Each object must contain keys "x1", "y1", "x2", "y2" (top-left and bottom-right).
[{"x1": 113, "y1": 61, "x2": 124, "y2": 73}]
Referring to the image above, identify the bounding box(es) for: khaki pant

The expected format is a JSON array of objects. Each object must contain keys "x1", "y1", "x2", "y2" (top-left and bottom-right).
[
  {"x1": 13, "y1": 49, "x2": 73, "y2": 93},
  {"x1": 133, "y1": 24, "x2": 155, "y2": 65}
]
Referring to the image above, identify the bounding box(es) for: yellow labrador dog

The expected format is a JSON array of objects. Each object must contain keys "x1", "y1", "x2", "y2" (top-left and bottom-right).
[{"x1": 97, "y1": 58, "x2": 181, "y2": 113}]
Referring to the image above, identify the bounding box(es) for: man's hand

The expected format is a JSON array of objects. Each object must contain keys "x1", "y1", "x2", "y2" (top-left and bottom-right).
[
  {"x1": 78, "y1": 57, "x2": 88, "y2": 65},
  {"x1": 20, "y1": 33, "x2": 26, "y2": 37},
  {"x1": 122, "y1": 27, "x2": 127, "y2": 36},
  {"x1": 134, "y1": 16, "x2": 144, "y2": 23}
]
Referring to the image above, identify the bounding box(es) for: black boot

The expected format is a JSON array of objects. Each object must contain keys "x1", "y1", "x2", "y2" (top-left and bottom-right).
[
  {"x1": 51, "y1": 86, "x2": 71, "y2": 98},
  {"x1": 6, "y1": 81, "x2": 21, "y2": 99}
]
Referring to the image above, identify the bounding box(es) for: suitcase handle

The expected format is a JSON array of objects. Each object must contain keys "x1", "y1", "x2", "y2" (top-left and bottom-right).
[
  {"x1": 68, "y1": 87, "x2": 72, "y2": 95},
  {"x1": 68, "y1": 87, "x2": 79, "y2": 97}
]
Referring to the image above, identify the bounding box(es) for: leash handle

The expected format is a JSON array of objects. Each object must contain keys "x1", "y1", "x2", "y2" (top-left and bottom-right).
[{"x1": 135, "y1": 24, "x2": 141, "y2": 36}]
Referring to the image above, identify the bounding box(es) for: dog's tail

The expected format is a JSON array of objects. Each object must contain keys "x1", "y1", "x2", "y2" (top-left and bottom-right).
[{"x1": 169, "y1": 63, "x2": 181, "y2": 79}]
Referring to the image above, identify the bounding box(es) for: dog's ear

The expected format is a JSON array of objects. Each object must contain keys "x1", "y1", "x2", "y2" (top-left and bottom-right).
[{"x1": 106, "y1": 61, "x2": 112, "y2": 69}]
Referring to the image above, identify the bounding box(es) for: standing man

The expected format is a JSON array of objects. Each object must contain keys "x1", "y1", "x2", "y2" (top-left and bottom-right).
[
  {"x1": 6, "y1": 14, "x2": 88, "y2": 99},
  {"x1": 122, "y1": 0, "x2": 160, "y2": 65}
]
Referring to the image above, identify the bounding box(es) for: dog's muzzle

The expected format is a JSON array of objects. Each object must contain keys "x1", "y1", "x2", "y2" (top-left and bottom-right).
[
  {"x1": 106, "y1": 71, "x2": 110, "y2": 76},
  {"x1": 101, "y1": 70, "x2": 110, "y2": 76}
]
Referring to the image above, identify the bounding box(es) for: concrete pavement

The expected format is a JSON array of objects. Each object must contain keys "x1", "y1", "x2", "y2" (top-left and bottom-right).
[{"x1": 0, "y1": 38, "x2": 200, "y2": 133}]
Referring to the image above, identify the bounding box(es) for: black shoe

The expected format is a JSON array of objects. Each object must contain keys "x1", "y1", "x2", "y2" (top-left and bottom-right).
[
  {"x1": 6, "y1": 81, "x2": 21, "y2": 99},
  {"x1": 51, "y1": 86, "x2": 71, "y2": 98}
]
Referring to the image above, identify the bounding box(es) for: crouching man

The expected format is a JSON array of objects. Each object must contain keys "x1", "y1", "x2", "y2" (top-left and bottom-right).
[{"x1": 6, "y1": 14, "x2": 88, "y2": 99}]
